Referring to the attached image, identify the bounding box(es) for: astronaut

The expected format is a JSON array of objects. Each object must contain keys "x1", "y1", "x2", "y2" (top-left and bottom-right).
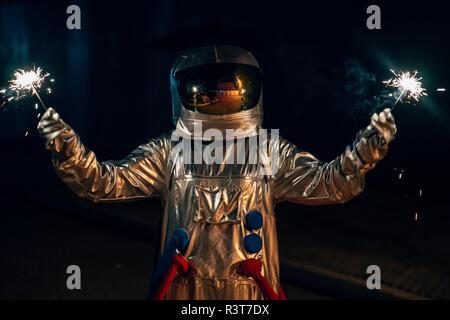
[{"x1": 37, "y1": 45, "x2": 396, "y2": 300}]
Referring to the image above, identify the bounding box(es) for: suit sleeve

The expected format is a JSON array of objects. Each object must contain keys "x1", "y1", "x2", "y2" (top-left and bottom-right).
[
  {"x1": 46, "y1": 125, "x2": 168, "y2": 203},
  {"x1": 272, "y1": 126, "x2": 389, "y2": 205}
]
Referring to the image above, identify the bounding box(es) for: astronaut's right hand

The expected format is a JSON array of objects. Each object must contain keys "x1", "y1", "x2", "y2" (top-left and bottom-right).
[{"x1": 37, "y1": 107, "x2": 68, "y2": 146}]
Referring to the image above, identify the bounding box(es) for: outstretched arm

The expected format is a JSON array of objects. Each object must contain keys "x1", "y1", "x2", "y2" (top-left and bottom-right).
[
  {"x1": 273, "y1": 108, "x2": 396, "y2": 205},
  {"x1": 38, "y1": 108, "x2": 168, "y2": 203}
]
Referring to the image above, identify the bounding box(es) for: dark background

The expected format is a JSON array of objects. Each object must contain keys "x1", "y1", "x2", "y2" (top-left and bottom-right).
[{"x1": 1, "y1": 0, "x2": 449, "y2": 299}]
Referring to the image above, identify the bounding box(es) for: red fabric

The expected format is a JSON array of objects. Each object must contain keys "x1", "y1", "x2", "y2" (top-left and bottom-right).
[
  {"x1": 240, "y1": 258, "x2": 280, "y2": 300},
  {"x1": 154, "y1": 254, "x2": 189, "y2": 300}
]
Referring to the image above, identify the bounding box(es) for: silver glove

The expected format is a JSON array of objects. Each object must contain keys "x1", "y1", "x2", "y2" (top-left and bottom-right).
[
  {"x1": 369, "y1": 108, "x2": 397, "y2": 144},
  {"x1": 37, "y1": 107, "x2": 69, "y2": 146},
  {"x1": 354, "y1": 108, "x2": 397, "y2": 164}
]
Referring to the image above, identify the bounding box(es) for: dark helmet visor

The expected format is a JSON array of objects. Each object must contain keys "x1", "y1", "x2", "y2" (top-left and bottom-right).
[{"x1": 174, "y1": 63, "x2": 262, "y2": 115}]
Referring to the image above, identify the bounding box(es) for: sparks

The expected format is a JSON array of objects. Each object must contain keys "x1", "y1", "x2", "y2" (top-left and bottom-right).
[
  {"x1": 9, "y1": 67, "x2": 48, "y2": 97},
  {"x1": 394, "y1": 168, "x2": 406, "y2": 180},
  {"x1": 383, "y1": 69, "x2": 427, "y2": 110},
  {"x1": 8, "y1": 66, "x2": 49, "y2": 110}
]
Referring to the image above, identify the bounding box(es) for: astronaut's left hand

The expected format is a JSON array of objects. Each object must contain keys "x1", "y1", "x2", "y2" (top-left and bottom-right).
[
  {"x1": 369, "y1": 108, "x2": 397, "y2": 145},
  {"x1": 353, "y1": 108, "x2": 396, "y2": 164}
]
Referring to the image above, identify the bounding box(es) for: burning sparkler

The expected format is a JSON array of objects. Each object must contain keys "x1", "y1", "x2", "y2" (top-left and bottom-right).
[
  {"x1": 0, "y1": 65, "x2": 54, "y2": 137},
  {"x1": 6, "y1": 66, "x2": 51, "y2": 111},
  {"x1": 383, "y1": 69, "x2": 427, "y2": 111}
]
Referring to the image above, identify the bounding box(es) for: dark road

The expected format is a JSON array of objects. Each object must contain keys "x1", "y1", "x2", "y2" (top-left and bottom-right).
[{"x1": 1, "y1": 197, "x2": 330, "y2": 299}]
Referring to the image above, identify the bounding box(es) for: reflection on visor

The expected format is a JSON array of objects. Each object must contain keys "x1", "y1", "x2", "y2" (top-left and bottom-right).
[{"x1": 174, "y1": 63, "x2": 262, "y2": 115}]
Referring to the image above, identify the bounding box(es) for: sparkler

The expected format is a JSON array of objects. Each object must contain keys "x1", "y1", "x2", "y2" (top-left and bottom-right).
[
  {"x1": 0, "y1": 65, "x2": 54, "y2": 137},
  {"x1": 383, "y1": 69, "x2": 427, "y2": 111},
  {"x1": 386, "y1": 71, "x2": 427, "y2": 225},
  {"x1": 6, "y1": 66, "x2": 51, "y2": 111}
]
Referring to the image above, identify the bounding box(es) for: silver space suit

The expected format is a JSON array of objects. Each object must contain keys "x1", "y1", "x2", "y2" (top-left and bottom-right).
[{"x1": 38, "y1": 45, "x2": 396, "y2": 300}]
